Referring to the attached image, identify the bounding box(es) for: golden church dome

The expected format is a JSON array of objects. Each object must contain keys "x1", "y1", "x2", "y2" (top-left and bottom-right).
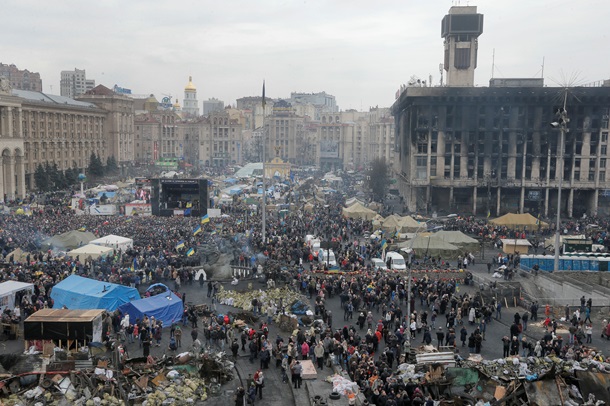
[{"x1": 185, "y1": 76, "x2": 196, "y2": 91}]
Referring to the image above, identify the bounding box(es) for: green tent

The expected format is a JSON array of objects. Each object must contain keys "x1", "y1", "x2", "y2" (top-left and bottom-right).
[{"x1": 41, "y1": 230, "x2": 97, "y2": 251}]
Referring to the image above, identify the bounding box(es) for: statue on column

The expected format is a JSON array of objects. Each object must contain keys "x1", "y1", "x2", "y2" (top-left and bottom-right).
[{"x1": 0, "y1": 77, "x2": 10, "y2": 94}]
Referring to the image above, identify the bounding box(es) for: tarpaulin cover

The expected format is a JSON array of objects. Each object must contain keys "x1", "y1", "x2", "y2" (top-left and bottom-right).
[
  {"x1": 51, "y1": 275, "x2": 139, "y2": 311},
  {"x1": 118, "y1": 289, "x2": 184, "y2": 328},
  {"x1": 576, "y1": 371, "x2": 610, "y2": 405}
]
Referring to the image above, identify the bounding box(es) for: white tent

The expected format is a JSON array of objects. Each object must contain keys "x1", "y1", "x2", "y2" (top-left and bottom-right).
[
  {"x1": 0, "y1": 281, "x2": 34, "y2": 312},
  {"x1": 91, "y1": 234, "x2": 134, "y2": 251},
  {"x1": 68, "y1": 244, "x2": 115, "y2": 260}
]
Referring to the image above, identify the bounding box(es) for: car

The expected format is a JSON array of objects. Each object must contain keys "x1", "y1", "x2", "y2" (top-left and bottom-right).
[{"x1": 371, "y1": 258, "x2": 388, "y2": 271}]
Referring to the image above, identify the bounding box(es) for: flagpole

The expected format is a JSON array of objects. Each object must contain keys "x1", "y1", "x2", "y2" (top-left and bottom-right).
[{"x1": 261, "y1": 81, "x2": 267, "y2": 244}]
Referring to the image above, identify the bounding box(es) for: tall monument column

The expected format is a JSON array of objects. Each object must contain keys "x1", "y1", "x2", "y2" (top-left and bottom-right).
[
  {"x1": 0, "y1": 157, "x2": 5, "y2": 203},
  {"x1": 442, "y1": 6, "x2": 484, "y2": 87},
  {"x1": 6, "y1": 107, "x2": 13, "y2": 137},
  {"x1": 15, "y1": 155, "x2": 25, "y2": 199},
  {"x1": 3, "y1": 155, "x2": 14, "y2": 201}
]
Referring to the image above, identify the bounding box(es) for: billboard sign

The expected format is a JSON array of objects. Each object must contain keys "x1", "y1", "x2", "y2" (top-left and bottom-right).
[
  {"x1": 320, "y1": 140, "x2": 339, "y2": 158},
  {"x1": 124, "y1": 203, "x2": 152, "y2": 216}
]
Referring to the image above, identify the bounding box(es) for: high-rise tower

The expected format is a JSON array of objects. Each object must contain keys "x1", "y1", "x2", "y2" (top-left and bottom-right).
[
  {"x1": 441, "y1": 6, "x2": 484, "y2": 87},
  {"x1": 182, "y1": 76, "x2": 200, "y2": 117}
]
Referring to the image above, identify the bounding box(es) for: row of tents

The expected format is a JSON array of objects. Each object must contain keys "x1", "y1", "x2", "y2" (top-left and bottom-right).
[
  {"x1": 342, "y1": 199, "x2": 549, "y2": 232},
  {"x1": 37, "y1": 231, "x2": 134, "y2": 259}
]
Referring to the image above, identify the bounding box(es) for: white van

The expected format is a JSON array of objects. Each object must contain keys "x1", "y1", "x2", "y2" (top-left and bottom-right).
[
  {"x1": 318, "y1": 249, "x2": 337, "y2": 267},
  {"x1": 371, "y1": 258, "x2": 388, "y2": 271},
  {"x1": 386, "y1": 251, "x2": 407, "y2": 271}
]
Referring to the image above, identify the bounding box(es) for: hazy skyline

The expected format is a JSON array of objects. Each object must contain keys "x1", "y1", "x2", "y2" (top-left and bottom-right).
[{"x1": 4, "y1": 0, "x2": 609, "y2": 110}]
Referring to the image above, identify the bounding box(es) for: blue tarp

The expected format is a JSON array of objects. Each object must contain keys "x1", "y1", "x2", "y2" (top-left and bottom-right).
[
  {"x1": 51, "y1": 275, "x2": 140, "y2": 311},
  {"x1": 118, "y1": 285, "x2": 183, "y2": 327}
]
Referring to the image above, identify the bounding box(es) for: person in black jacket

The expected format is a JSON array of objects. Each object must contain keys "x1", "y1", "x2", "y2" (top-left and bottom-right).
[
  {"x1": 460, "y1": 326, "x2": 468, "y2": 347},
  {"x1": 510, "y1": 336, "x2": 520, "y2": 355},
  {"x1": 502, "y1": 336, "x2": 511, "y2": 357},
  {"x1": 435, "y1": 327, "x2": 445, "y2": 349}
]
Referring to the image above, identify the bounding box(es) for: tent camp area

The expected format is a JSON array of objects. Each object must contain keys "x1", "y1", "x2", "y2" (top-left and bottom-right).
[
  {"x1": 50, "y1": 275, "x2": 140, "y2": 311},
  {"x1": 24, "y1": 309, "x2": 104, "y2": 350},
  {"x1": 90, "y1": 234, "x2": 134, "y2": 251}
]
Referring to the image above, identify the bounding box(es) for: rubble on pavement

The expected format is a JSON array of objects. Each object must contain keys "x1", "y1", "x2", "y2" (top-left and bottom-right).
[{"x1": 0, "y1": 345, "x2": 236, "y2": 405}]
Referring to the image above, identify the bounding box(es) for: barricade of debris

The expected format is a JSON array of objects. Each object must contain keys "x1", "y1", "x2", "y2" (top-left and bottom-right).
[
  {"x1": 392, "y1": 352, "x2": 610, "y2": 405},
  {"x1": 0, "y1": 345, "x2": 235, "y2": 405}
]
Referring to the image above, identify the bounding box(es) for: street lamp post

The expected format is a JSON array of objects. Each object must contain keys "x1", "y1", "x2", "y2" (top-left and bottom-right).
[
  {"x1": 551, "y1": 91, "x2": 569, "y2": 272},
  {"x1": 406, "y1": 213, "x2": 457, "y2": 327}
]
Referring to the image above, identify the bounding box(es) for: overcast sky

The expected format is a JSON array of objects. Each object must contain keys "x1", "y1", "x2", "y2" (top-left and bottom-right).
[{"x1": 4, "y1": 0, "x2": 609, "y2": 111}]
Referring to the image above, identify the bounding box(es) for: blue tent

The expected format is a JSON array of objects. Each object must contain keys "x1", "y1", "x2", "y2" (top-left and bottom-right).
[
  {"x1": 118, "y1": 285, "x2": 183, "y2": 328},
  {"x1": 51, "y1": 275, "x2": 140, "y2": 311}
]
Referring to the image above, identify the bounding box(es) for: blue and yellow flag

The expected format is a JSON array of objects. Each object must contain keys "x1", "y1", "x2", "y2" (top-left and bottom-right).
[
  {"x1": 487, "y1": 210, "x2": 491, "y2": 218},
  {"x1": 201, "y1": 214, "x2": 210, "y2": 224},
  {"x1": 186, "y1": 202, "x2": 192, "y2": 208},
  {"x1": 193, "y1": 225, "x2": 202, "y2": 236},
  {"x1": 186, "y1": 247, "x2": 195, "y2": 257},
  {"x1": 176, "y1": 240, "x2": 185, "y2": 250},
  {"x1": 78, "y1": 226, "x2": 86, "y2": 231},
  {"x1": 381, "y1": 239, "x2": 388, "y2": 251},
  {"x1": 184, "y1": 208, "x2": 192, "y2": 216}
]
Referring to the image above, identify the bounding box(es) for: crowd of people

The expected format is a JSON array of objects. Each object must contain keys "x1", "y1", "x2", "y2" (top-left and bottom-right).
[{"x1": 0, "y1": 171, "x2": 609, "y2": 406}]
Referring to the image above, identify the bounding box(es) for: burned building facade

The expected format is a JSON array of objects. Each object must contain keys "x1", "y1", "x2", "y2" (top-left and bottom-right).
[{"x1": 392, "y1": 84, "x2": 610, "y2": 217}]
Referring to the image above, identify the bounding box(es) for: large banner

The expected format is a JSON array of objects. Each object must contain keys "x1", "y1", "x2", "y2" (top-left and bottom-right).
[{"x1": 320, "y1": 140, "x2": 339, "y2": 158}]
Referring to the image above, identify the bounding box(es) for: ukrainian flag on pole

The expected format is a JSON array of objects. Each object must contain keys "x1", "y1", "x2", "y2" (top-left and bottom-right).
[
  {"x1": 186, "y1": 247, "x2": 195, "y2": 257},
  {"x1": 175, "y1": 240, "x2": 185, "y2": 250},
  {"x1": 193, "y1": 225, "x2": 202, "y2": 236},
  {"x1": 381, "y1": 239, "x2": 388, "y2": 251},
  {"x1": 201, "y1": 214, "x2": 210, "y2": 224}
]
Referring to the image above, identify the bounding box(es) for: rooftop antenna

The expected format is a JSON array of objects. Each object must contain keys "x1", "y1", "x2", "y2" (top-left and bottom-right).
[
  {"x1": 541, "y1": 57, "x2": 545, "y2": 79},
  {"x1": 491, "y1": 48, "x2": 495, "y2": 79},
  {"x1": 439, "y1": 63, "x2": 444, "y2": 86}
]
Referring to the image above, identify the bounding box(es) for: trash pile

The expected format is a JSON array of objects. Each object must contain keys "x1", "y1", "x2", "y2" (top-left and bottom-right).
[
  {"x1": 0, "y1": 346, "x2": 235, "y2": 405},
  {"x1": 387, "y1": 355, "x2": 610, "y2": 405}
]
